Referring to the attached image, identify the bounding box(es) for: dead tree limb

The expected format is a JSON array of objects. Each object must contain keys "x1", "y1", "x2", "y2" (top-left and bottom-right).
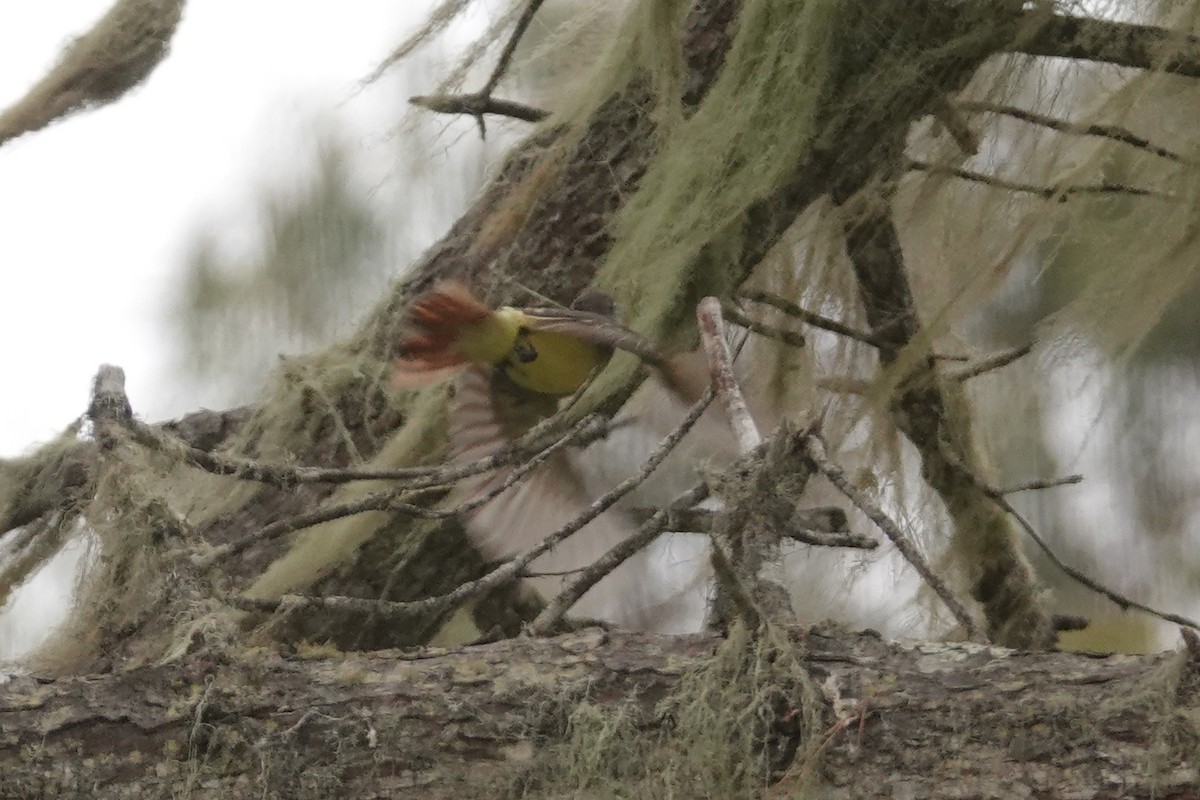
[{"x1": 1, "y1": 629, "x2": 1197, "y2": 799}]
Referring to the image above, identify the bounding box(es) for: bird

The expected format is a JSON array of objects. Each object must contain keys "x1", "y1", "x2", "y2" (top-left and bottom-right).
[
  {"x1": 446, "y1": 363, "x2": 709, "y2": 633},
  {"x1": 391, "y1": 281, "x2": 683, "y2": 398},
  {"x1": 391, "y1": 281, "x2": 716, "y2": 633}
]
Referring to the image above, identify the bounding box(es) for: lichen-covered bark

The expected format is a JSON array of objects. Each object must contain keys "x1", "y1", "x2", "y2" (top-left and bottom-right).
[{"x1": 2, "y1": 629, "x2": 1196, "y2": 799}]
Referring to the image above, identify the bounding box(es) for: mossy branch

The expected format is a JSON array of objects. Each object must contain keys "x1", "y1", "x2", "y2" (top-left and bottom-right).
[
  {"x1": 1014, "y1": 11, "x2": 1200, "y2": 79},
  {"x1": 0, "y1": 0, "x2": 186, "y2": 147},
  {"x1": 832, "y1": 174, "x2": 1054, "y2": 649}
]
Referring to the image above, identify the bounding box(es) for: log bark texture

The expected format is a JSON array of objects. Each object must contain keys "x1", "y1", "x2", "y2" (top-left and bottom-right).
[{"x1": 2, "y1": 629, "x2": 1197, "y2": 799}]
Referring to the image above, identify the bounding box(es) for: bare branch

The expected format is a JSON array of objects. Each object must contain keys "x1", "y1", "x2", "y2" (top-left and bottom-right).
[
  {"x1": 121, "y1": 413, "x2": 503, "y2": 489},
  {"x1": 408, "y1": 93, "x2": 549, "y2": 124},
  {"x1": 721, "y1": 303, "x2": 808, "y2": 350},
  {"x1": 815, "y1": 377, "x2": 871, "y2": 396},
  {"x1": 739, "y1": 290, "x2": 884, "y2": 348},
  {"x1": 481, "y1": 0, "x2": 547, "y2": 97},
  {"x1": 1000, "y1": 475, "x2": 1083, "y2": 495},
  {"x1": 958, "y1": 100, "x2": 1191, "y2": 164},
  {"x1": 194, "y1": 414, "x2": 604, "y2": 568},
  {"x1": 908, "y1": 160, "x2": 1172, "y2": 200},
  {"x1": 805, "y1": 436, "x2": 981, "y2": 639},
  {"x1": 950, "y1": 342, "x2": 1034, "y2": 381},
  {"x1": 406, "y1": 0, "x2": 550, "y2": 136},
  {"x1": 698, "y1": 297, "x2": 762, "y2": 453},
  {"x1": 625, "y1": 505, "x2": 876, "y2": 550},
  {"x1": 118, "y1": 382, "x2": 598, "y2": 491},
  {"x1": 229, "y1": 589, "x2": 454, "y2": 624},
  {"x1": 937, "y1": 441, "x2": 1200, "y2": 632}
]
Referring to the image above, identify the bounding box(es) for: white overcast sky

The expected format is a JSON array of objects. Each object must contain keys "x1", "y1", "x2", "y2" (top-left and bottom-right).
[{"x1": 0, "y1": 0, "x2": 467, "y2": 457}]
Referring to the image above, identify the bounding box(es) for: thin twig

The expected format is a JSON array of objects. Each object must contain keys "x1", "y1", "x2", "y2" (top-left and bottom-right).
[
  {"x1": 229, "y1": 588, "x2": 457, "y2": 624},
  {"x1": 194, "y1": 487, "x2": 444, "y2": 570},
  {"x1": 815, "y1": 377, "x2": 871, "y2": 396},
  {"x1": 1000, "y1": 474, "x2": 1083, "y2": 495},
  {"x1": 408, "y1": 0, "x2": 550, "y2": 136},
  {"x1": 481, "y1": 0, "x2": 546, "y2": 96},
  {"x1": 698, "y1": 297, "x2": 761, "y2": 453},
  {"x1": 739, "y1": 290, "x2": 884, "y2": 348},
  {"x1": 805, "y1": 436, "x2": 981, "y2": 638},
  {"x1": 121, "y1": 377, "x2": 603, "y2": 492},
  {"x1": 528, "y1": 483, "x2": 711, "y2": 634},
  {"x1": 908, "y1": 159, "x2": 1173, "y2": 200},
  {"x1": 937, "y1": 441, "x2": 1200, "y2": 631},
  {"x1": 624, "y1": 505, "x2": 875, "y2": 550},
  {"x1": 408, "y1": 93, "x2": 548, "y2": 124},
  {"x1": 194, "y1": 414, "x2": 604, "y2": 568},
  {"x1": 959, "y1": 100, "x2": 1191, "y2": 165},
  {"x1": 721, "y1": 302, "x2": 807, "y2": 349},
  {"x1": 123, "y1": 415, "x2": 506, "y2": 490},
  {"x1": 234, "y1": 390, "x2": 716, "y2": 627},
  {"x1": 780, "y1": 526, "x2": 878, "y2": 549},
  {"x1": 950, "y1": 342, "x2": 1035, "y2": 381}
]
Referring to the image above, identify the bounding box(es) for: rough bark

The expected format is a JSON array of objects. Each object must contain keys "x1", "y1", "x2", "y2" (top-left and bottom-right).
[{"x1": 2, "y1": 628, "x2": 1197, "y2": 799}]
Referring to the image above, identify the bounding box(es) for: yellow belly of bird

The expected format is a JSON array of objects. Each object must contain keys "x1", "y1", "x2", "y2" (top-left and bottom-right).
[{"x1": 502, "y1": 329, "x2": 605, "y2": 396}]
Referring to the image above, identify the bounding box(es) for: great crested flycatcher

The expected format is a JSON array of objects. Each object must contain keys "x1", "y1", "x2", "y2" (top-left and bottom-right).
[{"x1": 391, "y1": 282, "x2": 713, "y2": 634}]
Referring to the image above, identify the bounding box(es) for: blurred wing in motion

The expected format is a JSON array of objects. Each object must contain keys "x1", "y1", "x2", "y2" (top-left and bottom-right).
[{"x1": 447, "y1": 365, "x2": 702, "y2": 632}]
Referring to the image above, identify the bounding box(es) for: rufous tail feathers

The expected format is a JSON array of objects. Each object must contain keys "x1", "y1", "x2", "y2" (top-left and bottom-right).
[{"x1": 391, "y1": 282, "x2": 494, "y2": 390}]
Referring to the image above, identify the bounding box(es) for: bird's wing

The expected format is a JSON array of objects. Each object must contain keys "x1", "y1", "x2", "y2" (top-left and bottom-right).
[
  {"x1": 389, "y1": 357, "x2": 468, "y2": 390},
  {"x1": 447, "y1": 365, "x2": 688, "y2": 632}
]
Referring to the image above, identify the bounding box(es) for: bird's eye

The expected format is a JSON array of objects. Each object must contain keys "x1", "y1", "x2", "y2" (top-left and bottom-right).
[{"x1": 513, "y1": 337, "x2": 539, "y2": 364}]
